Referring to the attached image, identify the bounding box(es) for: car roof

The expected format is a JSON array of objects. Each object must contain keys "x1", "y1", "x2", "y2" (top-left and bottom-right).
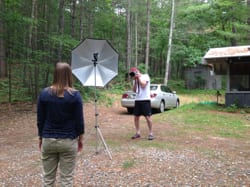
[
  {"x1": 151, "y1": 84, "x2": 166, "y2": 87},
  {"x1": 151, "y1": 84, "x2": 160, "y2": 86}
]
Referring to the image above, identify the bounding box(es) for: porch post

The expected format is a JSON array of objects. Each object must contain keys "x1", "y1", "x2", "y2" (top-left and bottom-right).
[{"x1": 226, "y1": 61, "x2": 230, "y2": 92}]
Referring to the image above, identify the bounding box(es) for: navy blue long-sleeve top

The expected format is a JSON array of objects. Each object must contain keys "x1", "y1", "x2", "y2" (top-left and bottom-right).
[{"x1": 37, "y1": 88, "x2": 84, "y2": 139}]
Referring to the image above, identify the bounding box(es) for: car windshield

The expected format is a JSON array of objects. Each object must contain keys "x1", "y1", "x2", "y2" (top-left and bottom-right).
[{"x1": 150, "y1": 85, "x2": 158, "y2": 90}]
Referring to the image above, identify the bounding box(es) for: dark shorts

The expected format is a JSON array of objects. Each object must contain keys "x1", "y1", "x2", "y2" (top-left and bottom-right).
[{"x1": 134, "y1": 100, "x2": 152, "y2": 116}]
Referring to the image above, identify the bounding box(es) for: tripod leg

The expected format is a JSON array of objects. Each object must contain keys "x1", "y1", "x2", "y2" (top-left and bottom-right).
[{"x1": 96, "y1": 127, "x2": 113, "y2": 160}]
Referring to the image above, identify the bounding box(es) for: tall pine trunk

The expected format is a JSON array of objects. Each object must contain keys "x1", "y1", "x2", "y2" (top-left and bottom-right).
[
  {"x1": 79, "y1": 0, "x2": 84, "y2": 40},
  {"x1": 135, "y1": 12, "x2": 138, "y2": 67},
  {"x1": 145, "y1": 0, "x2": 151, "y2": 73},
  {"x1": 0, "y1": 0, "x2": 6, "y2": 78},
  {"x1": 126, "y1": 0, "x2": 132, "y2": 71},
  {"x1": 28, "y1": 0, "x2": 39, "y2": 101},
  {"x1": 71, "y1": 0, "x2": 77, "y2": 38},
  {"x1": 164, "y1": 0, "x2": 175, "y2": 85},
  {"x1": 58, "y1": 0, "x2": 65, "y2": 62}
]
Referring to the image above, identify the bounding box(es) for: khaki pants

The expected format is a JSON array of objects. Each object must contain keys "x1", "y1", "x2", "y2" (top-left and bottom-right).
[{"x1": 41, "y1": 138, "x2": 78, "y2": 187}]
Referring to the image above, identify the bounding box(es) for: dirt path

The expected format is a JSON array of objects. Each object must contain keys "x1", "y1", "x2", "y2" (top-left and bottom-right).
[{"x1": 0, "y1": 101, "x2": 250, "y2": 186}]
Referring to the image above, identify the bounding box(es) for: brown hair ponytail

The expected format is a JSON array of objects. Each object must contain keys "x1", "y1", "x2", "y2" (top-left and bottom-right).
[{"x1": 51, "y1": 62, "x2": 75, "y2": 97}]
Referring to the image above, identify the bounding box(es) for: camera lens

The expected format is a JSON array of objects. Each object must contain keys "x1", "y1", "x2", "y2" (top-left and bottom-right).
[{"x1": 129, "y1": 72, "x2": 135, "y2": 77}]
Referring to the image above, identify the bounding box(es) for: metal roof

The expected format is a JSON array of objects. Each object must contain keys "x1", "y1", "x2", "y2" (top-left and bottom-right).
[
  {"x1": 203, "y1": 45, "x2": 250, "y2": 59},
  {"x1": 202, "y1": 45, "x2": 250, "y2": 75}
]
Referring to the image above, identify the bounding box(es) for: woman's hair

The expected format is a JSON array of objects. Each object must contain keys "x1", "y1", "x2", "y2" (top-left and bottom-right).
[{"x1": 51, "y1": 62, "x2": 75, "y2": 96}]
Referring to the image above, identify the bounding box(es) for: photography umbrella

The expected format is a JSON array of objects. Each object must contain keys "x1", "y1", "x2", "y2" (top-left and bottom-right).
[
  {"x1": 71, "y1": 38, "x2": 118, "y2": 87},
  {"x1": 71, "y1": 38, "x2": 118, "y2": 160}
]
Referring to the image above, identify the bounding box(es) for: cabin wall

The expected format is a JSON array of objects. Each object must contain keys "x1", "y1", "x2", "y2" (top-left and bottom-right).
[{"x1": 225, "y1": 92, "x2": 250, "y2": 107}]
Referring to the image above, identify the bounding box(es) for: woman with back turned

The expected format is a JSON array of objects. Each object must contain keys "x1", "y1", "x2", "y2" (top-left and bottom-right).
[{"x1": 37, "y1": 62, "x2": 84, "y2": 187}]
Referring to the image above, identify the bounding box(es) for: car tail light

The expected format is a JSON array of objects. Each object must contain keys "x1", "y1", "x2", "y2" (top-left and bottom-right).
[
  {"x1": 122, "y1": 93, "x2": 129, "y2": 98},
  {"x1": 150, "y1": 93, "x2": 157, "y2": 98}
]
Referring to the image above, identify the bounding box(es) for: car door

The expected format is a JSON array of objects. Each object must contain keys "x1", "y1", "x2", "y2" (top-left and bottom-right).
[
  {"x1": 161, "y1": 85, "x2": 171, "y2": 108},
  {"x1": 162, "y1": 86, "x2": 175, "y2": 107}
]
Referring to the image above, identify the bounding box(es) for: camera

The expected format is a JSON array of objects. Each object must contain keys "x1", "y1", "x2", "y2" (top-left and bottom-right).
[{"x1": 129, "y1": 71, "x2": 137, "y2": 77}]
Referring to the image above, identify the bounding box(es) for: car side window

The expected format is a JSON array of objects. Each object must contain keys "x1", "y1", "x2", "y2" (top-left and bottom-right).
[
  {"x1": 151, "y1": 86, "x2": 157, "y2": 90},
  {"x1": 161, "y1": 86, "x2": 168, "y2": 92},
  {"x1": 165, "y1": 86, "x2": 171, "y2": 93}
]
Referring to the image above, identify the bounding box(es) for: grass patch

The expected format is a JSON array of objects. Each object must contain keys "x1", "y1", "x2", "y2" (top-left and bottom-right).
[
  {"x1": 105, "y1": 139, "x2": 123, "y2": 148},
  {"x1": 154, "y1": 102, "x2": 249, "y2": 139},
  {"x1": 122, "y1": 159, "x2": 135, "y2": 169},
  {"x1": 134, "y1": 140, "x2": 170, "y2": 149},
  {"x1": 183, "y1": 112, "x2": 246, "y2": 138}
]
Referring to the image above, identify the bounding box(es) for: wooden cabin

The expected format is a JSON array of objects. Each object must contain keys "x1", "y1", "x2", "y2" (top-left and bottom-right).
[
  {"x1": 202, "y1": 45, "x2": 250, "y2": 107},
  {"x1": 184, "y1": 64, "x2": 222, "y2": 90}
]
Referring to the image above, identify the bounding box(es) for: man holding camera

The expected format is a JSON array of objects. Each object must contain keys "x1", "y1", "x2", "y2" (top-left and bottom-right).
[{"x1": 129, "y1": 67, "x2": 154, "y2": 140}]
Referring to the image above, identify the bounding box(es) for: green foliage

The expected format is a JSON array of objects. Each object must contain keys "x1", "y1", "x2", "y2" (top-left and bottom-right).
[
  {"x1": 166, "y1": 79, "x2": 185, "y2": 91},
  {"x1": 122, "y1": 159, "x2": 135, "y2": 169},
  {"x1": 0, "y1": 79, "x2": 9, "y2": 102},
  {"x1": 1, "y1": 0, "x2": 250, "y2": 103},
  {"x1": 225, "y1": 104, "x2": 238, "y2": 113},
  {"x1": 173, "y1": 0, "x2": 250, "y2": 72}
]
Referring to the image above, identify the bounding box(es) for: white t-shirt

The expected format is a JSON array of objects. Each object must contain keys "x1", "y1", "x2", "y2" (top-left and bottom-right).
[{"x1": 134, "y1": 74, "x2": 150, "y2": 100}]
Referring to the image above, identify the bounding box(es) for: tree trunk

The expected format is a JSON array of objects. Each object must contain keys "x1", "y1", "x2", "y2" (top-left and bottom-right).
[
  {"x1": 28, "y1": 0, "x2": 37, "y2": 50},
  {"x1": 58, "y1": 0, "x2": 65, "y2": 62},
  {"x1": 230, "y1": 24, "x2": 237, "y2": 46},
  {"x1": 126, "y1": 0, "x2": 132, "y2": 70},
  {"x1": 0, "y1": 0, "x2": 6, "y2": 78},
  {"x1": 71, "y1": 0, "x2": 77, "y2": 38},
  {"x1": 248, "y1": 0, "x2": 250, "y2": 43},
  {"x1": 145, "y1": 0, "x2": 151, "y2": 74},
  {"x1": 135, "y1": 12, "x2": 138, "y2": 67},
  {"x1": 0, "y1": 34, "x2": 5, "y2": 78},
  {"x1": 29, "y1": 0, "x2": 39, "y2": 101},
  {"x1": 79, "y1": 0, "x2": 84, "y2": 40},
  {"x1": 164, "y1": 0, "x2": 175, "y2": 85}
]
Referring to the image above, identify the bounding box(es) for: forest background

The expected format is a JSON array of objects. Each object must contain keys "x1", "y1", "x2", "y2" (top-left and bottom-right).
[{"x1": 0, "y1": 0, "x2": 249, "y2": 103}]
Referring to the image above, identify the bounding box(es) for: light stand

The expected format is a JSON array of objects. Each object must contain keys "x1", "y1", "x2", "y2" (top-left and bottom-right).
[{"x1": 91, "y1": 53, "x2": 112, "y2": 160}]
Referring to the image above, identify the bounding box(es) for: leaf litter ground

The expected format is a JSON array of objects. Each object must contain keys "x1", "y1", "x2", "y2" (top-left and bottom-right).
[{"x1": 0, "y1": 101, "x2": 249, "y2": 186}]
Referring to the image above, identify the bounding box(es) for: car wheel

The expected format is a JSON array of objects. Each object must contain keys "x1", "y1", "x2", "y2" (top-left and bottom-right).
[
  {"x1": 127, "y1": 108, "x2": 134, "y2": 114},
  {"x1": 158, "y1": 101, "x2": 165, "y2": 113},
  {"x1": 176, "y1": 100, "x2": 180, "y2": 108}
]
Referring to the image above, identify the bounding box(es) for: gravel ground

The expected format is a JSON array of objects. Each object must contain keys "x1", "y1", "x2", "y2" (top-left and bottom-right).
[{"x1": 0, "y1": 102, "x2": 250, "y2": 186}]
